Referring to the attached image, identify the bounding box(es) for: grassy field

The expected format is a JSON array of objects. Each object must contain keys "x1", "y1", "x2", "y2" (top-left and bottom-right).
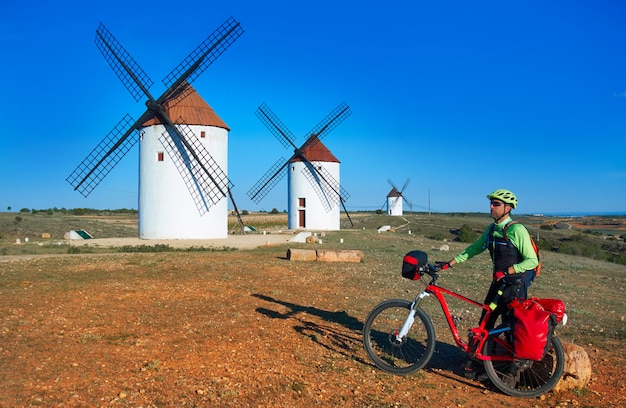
[{"x1": 1, "y1": 210, "x2": 624, "y2": 351}]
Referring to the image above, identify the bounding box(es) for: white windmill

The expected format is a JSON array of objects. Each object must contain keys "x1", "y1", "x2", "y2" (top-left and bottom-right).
[
  {"x1": 248, "y1": 103, "x2": 353, "y2": 230},
  {"x1": 385, "y1": 179, "x2": 411, "y2": 216},
  {"x1": 66, "y1": 18, "x2": 245, "y2": 239}
]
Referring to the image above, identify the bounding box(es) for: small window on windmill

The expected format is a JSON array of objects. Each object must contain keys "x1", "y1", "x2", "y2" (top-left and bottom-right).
[
  {"x1": 200, "y1": 131, "x2": 206, "y2": 138},
  {"x1": 298, "y1": 198, "x2": 306, "y2": 207},
  {"x1": 157, "y1": 152, "x2": 164, "y2": 162}
]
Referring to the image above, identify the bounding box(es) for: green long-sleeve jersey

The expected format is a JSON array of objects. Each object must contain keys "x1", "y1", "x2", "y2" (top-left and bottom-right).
[{"x1": 453, "y1": 216, "x2": 539, "y2": 274}]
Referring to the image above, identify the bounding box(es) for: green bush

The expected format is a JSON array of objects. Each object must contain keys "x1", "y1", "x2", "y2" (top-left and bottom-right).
[
  {"x1": 457, "y1": 224, "x2": 479, "y2": 243},
  {"x1": 559, "y1": 240, "x2": 605, "y2": 260}
]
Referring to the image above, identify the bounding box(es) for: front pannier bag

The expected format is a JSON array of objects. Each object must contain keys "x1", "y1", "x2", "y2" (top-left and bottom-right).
[{"x1": 402, "y1": 250, "x2": 428, "y2": 280}]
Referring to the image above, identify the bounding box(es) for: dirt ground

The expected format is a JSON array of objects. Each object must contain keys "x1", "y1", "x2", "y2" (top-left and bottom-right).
[{"x1": 1, "y1": 237, "x2": 625, "y2": 407}]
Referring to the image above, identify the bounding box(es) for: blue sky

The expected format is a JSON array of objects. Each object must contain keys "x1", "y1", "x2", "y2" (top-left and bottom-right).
[{"x1": 1, "y1": 0, "x2": 625, "y2": 215}]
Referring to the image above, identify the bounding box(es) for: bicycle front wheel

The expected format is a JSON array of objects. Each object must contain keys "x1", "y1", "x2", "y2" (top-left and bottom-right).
[
  {"x1": 362, "y1": 299, "x2": 436, "y2": 375},
  {"x1": 483, "y1": 335, "x2": 565, "y2": 398}
]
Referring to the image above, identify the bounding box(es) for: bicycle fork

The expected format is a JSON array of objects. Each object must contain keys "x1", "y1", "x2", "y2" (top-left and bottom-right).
[{"x1": 395, "y1": 292, "x2": 430, "y2": 341}]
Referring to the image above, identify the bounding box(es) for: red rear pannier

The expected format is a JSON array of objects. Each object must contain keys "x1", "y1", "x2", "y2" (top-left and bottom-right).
[{"x1": 508, "y1": 298, "x2": 556, "y2": 360}]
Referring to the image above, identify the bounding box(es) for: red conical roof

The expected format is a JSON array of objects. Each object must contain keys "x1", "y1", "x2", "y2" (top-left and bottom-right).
[
  {"x1": 387, "y1": 187, "x2": 401, "y2": 198},
  {"x1": 141, "y1": 82, "x2": 229, "y2": 130},
  {"x1": 289, "y1": 135, "x2": 339, "y2": 163}
]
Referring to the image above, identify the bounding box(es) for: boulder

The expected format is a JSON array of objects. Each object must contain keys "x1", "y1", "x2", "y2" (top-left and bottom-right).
[
  {"x1": 286, "y1": 248, "x2": 317, "y2": 261},
  {"x1": 286, "y1": 248, "x2": 364, "y2": 263},
  {"x1": 317, "y1": 250, "x2": 364, "y2": 263},
  {"x1": 553, "y1": 340, "x2": 592, "y2": 392}
]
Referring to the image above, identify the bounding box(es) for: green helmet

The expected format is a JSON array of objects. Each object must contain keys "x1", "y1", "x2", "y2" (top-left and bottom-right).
[{"x1": 487, "y1": 189, "x2": 518, "y2": 209}]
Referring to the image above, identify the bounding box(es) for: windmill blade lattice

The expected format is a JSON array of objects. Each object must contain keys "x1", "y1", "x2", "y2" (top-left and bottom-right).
[
  {"x1": 249, "y1": 102, "x2": 352, "y2": 205},
  {"x1": 304, "y1": 102, "x2": 351, "y2": 143},
  {"x1": 66, "y1": 114, "x2": 139, "y2": 197},
  {"x1": 247, "y1": 157, "x2": 288, "y2": 204},
  {"x1": 69, "y1": 18, "x2": 244, "y2": 226},
  {"x1": 159, "y1": 121, "x2": 232, "y2": 215},
  {"x1": 301, "y1": 164, "x2": 350, "y2": 212},
  {"x1": 95, "y1": 23, "x2": 154, "y2": 102},
  {"x1": 255, "y1": 103, "x2": 297, "y2": 149},
  {"x1": 162, "y1": 17, "x2": 244, "y2": 91}
]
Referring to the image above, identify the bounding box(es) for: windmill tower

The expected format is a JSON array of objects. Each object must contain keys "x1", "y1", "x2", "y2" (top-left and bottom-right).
[
  {"x1": 66, "y1": 18, "x2": 244, "y2": 239},
  {"x1": 385, "y1": 179, "x2": 411, "y2": 216},
  {"x1": 248, "y1": 103, "x2": 353, "y2": 230}
]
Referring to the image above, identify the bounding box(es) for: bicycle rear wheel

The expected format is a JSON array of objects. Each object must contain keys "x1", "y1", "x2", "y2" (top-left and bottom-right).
[
  {"x1": 483, "y1": 334, "x2": 564, "y2": 398},
  {"x1": 362, "y1": 299, "x2": 436, "y2": 375}
]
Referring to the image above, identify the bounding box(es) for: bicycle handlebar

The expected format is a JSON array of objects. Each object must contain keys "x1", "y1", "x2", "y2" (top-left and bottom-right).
[{"x1": 424, "y1": 264, "x2": 440, "y2": 282}]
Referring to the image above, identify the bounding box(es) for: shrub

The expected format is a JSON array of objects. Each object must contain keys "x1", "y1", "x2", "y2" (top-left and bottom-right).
[
  {"x1": 427, "y1": 231, "x2": 449, "y2": 241},
  {"x1": 457, "y1": 224, "x2": 479, "y2": 243}
]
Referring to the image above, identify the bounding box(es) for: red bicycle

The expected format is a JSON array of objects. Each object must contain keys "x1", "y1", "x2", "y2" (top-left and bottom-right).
[{"x1": 362, "y1": 251, "x2": 565, "y2": 398}]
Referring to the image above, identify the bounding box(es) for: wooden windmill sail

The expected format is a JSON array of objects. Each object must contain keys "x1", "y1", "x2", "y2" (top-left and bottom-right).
[
  {"x1": 66, "y1": 18, "x2": 245, "y2": 238},
  {"x1": 248, "y1": 103, "x2": 353, "y2": 229}
]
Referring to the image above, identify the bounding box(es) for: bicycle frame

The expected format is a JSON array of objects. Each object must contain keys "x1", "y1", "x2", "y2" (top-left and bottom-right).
[
  {"x1": 363, "y1": 260, "x2": 566, "y2": 398},
  {"x1": 412, "y1": 279, "x2": 514, "y2": 362}
]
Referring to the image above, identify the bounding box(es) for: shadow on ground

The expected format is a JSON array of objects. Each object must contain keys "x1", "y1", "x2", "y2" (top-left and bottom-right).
[{"x1": 252, "y1": 292, "x2": 489, "y2": 392}]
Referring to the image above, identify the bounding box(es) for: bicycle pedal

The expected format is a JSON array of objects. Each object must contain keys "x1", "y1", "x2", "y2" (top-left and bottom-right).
[
  {"x1": 464, "y1": 369, "x2": 488, "y2": 381},
  {"x1": 463, "y1": 371, "x2": 477, "y2": 380}
]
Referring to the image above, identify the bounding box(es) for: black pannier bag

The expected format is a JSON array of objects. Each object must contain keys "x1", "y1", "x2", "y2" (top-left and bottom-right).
[{"x1": 402, "y1": 250, "x2": 428, "y2": 280}]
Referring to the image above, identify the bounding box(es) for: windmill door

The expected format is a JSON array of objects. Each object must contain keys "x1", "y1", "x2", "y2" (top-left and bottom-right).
[
  {"x1": 297, "y1": 197, "x2": 306, "y2": 228},
  {"x1": 298, "y1": 210, "x2": 306, "y2": 228}
]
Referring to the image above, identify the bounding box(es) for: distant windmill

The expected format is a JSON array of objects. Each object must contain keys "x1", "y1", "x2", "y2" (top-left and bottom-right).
[
  {"x1": 66, "y1": 18, "x2": 245, "y2": 239},
  {"x1": 384, "y1": 179, "x2": 412, "y2": 216},
  {"x1": 248, "y1": 102, "x2": 353, "y2": 230}
]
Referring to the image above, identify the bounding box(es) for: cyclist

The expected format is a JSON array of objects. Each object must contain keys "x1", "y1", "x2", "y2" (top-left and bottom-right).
[{"x1": 435, "y1": 189, "x2": 538, "y2": 378}]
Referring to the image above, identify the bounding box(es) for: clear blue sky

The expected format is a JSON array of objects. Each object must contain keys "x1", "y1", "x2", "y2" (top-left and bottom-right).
[{"x1": 1, "y1": 0, "x2": 625, "y2": 215}]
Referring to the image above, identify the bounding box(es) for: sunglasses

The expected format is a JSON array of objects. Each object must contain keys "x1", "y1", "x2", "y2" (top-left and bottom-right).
[{"x1": 490, "y1": 201, "x2": 505, "y2": 207}]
